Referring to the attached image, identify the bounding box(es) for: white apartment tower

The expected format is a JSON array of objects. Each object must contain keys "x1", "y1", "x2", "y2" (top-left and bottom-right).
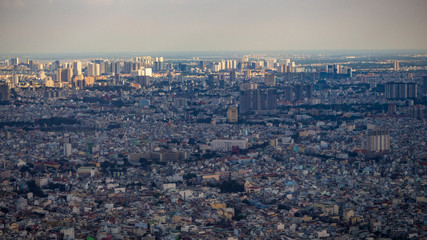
[
  {"x1": 64, "y1": 143, "x2": 72, "y2": 157},
  {"x1": 73, "y1": 61, "x2": 82, "y2": 76}
]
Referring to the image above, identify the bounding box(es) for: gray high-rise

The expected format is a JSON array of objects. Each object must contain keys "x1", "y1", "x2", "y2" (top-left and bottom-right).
[{"x1": 239, "y1": 89, "x2": 277, "y2": 114}]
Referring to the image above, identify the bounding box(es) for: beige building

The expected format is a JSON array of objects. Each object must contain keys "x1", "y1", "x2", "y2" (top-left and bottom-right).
[{"x1": 227, "y1": 107, "x2": 238, "y2": 123}]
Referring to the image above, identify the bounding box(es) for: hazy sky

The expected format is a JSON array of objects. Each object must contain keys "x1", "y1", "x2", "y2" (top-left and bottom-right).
[{"x1": 0, "y1": 0, "x2": 426, "y2": 54}]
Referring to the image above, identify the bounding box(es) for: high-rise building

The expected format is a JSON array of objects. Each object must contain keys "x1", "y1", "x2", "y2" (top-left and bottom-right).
[
  {"x1": 239, "y1": 90, "x2": 255, "y2": 114},
  {"x1": 112, "y1": 62, "x2": 122, "y2": 75},
  {"x1": 239, "y1": 89, "x2": 277, "y2": 114},
  {"x1": 264, "y1": 73, "x2": 275, "y2": 86},
  {"x1": 423, "y1": 76, "x2": 427, "y2": 96},
  {"x1": 407, "y1": 83, "x2": 417, "y2": 98},
  {"x1": 154, "y1": 57, "x2": 165, "y2": 71},
  {"x1": 410, "y1": 105, "x2": 425, "y2": 119},
  {"x1": 87, "y1": 63, "x2": 94, "y2": 76},
  {"x1": 0, "y1": 83, "x2": 10, "y2": 101},
  {"x1": 207, "y1": 74, "x2": 216, "y2": 88},
  {"x1": 38, "y1": 71, "x2": 46, "y2": 80},
  {"x1": 278, "y1": 64, "x2": 288, "y2": 73},
  {"x1": 72, "y1": 75, "x2": 84, "y2": 89},
  {"x1": 144, "y1": 68, "x2": 152, "y2": 77},
  {"x1": 178, "y1": 63, "x2": 187, "y2": 72},
  {"x1": 99, "y1": 62, "x2": 105, "y2": 74},
  {"x1": 137, "y1": 76, "x2": 151, "y2": 87},
  {"x1": 387, "y1": 104, "x2": 397, "y2": 114},
  {"x1": 219, "y1": 79, "x2": 226, "y2": 89},
  {"x1": 326, "y1": 64, "x2": 350, "y2": 78},
  {"x1": 199, "y1": 61, "x2": 205, "y2": 69},
  {"x1": 393, "y1": 61, "x2": 399, "y2": 71},
  {"x1": 347, "y1": 67, "x2": 353, "y2": 78},
  {"x1": 327, "y1": 65, "x2": 333, "y2": 74},
  {"x1": 385, "y1": 82, "x2": 417, "y2": 99},
  {"x1": 334, "y1": 64, "x2": 340, "y2": 75},
  {"x1": 12, "y1": 74, "x2": 19, "y2": 86},
  {"x1": 212, "y1": 63, "x2": 220, "y2": 72},
  {"x1": 95, "y1": 64, "x2": 100, "y2": 76},
  {"x1": 284, "y1": 85, "x2": 293, "y2": 101},
  {"x1": 56, "y1": 68, "x2": 63, "y2": 82},
  {"x1": 305, "y1": 84, "x2": 313, "y2": 99},
  {"x1": 230, "y1": 71, "x2": 236, "y2": 82},
  {"x1": 53, "y1": 60, "x2": 61, "y2": 70},
  {"x1": 240, "y1": 83, "x2": 257, "y2": 91},
  {"x1": 61, "y1": 68, "x2": 72, "y2": 82},
  {"x1": 87, "y1": 63, "x2": 100, "y2": 76},
  {"x1": 367, "y1": 130, "x2": 390, "y2": 152},
  {"x1": 64, "y1": 143, "x2": 72, "y2": 157},
  {"x1": 227, "y1": 107, "x2": 238, "y2": 123},
  {"x1": 294, "y1": 84, "x2": 303, "y2": 101},
  {"x1": 244, "y1": 70, "x2": 251, "y2": 79},
  {"x1": 73, "y1": 61, "x2": 82, "y2": 76},
  {"x1": 114, "y1": 74, "x2": 121, "y2": 85},
  {"x1": 123, "y1": 62, "x2": 132, "y2": 74},
  {"x1": 231, "y1": 60, "x2": 237, "y2": 69},
  {"x1": 10, "y1": 58, "x2": 19, "y2": 65}
]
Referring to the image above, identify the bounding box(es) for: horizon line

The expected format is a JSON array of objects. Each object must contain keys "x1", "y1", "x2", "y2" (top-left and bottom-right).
[{"x1": 2, "y1": 49, "x2": 427, "y2": 58}]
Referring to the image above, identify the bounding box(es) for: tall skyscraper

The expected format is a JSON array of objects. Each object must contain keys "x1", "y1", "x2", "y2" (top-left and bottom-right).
[
  {"x1": 367, "y1": 130, "x2": 390, "y2": 152},
  {"x1": 304, "y1": 84, "x2": 313, "y2": 99},
  {"x1": 95, "y1": 64, "x2": 100, "y2": 76},
  {"x1": 264, "y1": 73, "x2": 275, "y2": 86},
  {"x1": 87, "y1": 63, "x2": 100, "y2": 76},
  {"x1": 387, "y1": 104, "x2": 397, "y2": 114},
  {"x1": 199, "y1": 61, "x2": 205, "y2": 69},
  {"x1": 61, "y1": 68, "x2": 72, "y2": 82},
  {"x1": 123, "y1": 62, "x2": 132, "y2": 74},
  {"x1": 154, "y1": 57, "x2": 165, "y2": 71},
  {"x1": 239, "y1": 90, "x2": 253, "y2": 114},
  {"x1": 73, "y1": 61, "x2": 82, "y2": 76},
  {"x1": 393, "y1": 61, "x2": 399, "y2": 71},
  {"x1": 423, "y1": 76, "x2": 427, "y2": 96},
  {"x1": 137, "y1": 76, "x2": 151, "y2": 87},
  {"x1": 244, "y1": 70, "x2": 251, "y2": 80},
  {"x1": 112, "y1": 62, "x2": 122, "y2": 75},
  {"x1": 87, "y1": 63, "x2": 94, "y2": 76},
  {"x1": 347, "y1": 67, "x2": 353, "y2": 78},
  {"x1": 99, "y1": 61, "x2": 106, "y2": 74},
  {"x1": 207, "y1": 74, "x2": 216, "y2": 88},
  {"x1": 227, "y1": 107, "x2": 238, "y2": 123},
  {"x1": 239, "y1": 89, "x2": 277, "y2": 114},
  {"x1": 53, "y1": 60, "x2": 61, "y2": 71},
  {"x1": 278, "y1": 64, "x2": 288, "y2": 73},
  {"x1": 410, "y1": 105, "x2": 425, "y2": 119},
  {"x1": 334, "y1": 64, "x2": 340, "y2": 75},
  {"x1": 56, "y1": 68, "x2": 62, "y2": 82},
  {"x1": 294, "y1": 84, "x2": 303, "y2": 101},
  {"x1": 0, "y1": 83, "x2": 10, "y2": 101},
  {"x1": 12, "y1": 74, "x2": 19, "y2": 86},
  {"x1": 385, "y1": 82, "x2": 417, "y2": 99},
  {"x1": 64, "y1": 143, "x2": 72, "y2": 157},
  {"x1": 219, "y1": 79, "x2": 226, "y2": 89},
  {"x1": 284, "y1": 85, "x2": 293, "y2": 101},
  {"x1": 10, "y1": 58, "x2": 19, "y2": 65},
  {"x1": 230, "y1": 71, "x2": 236, "y2": 82}
]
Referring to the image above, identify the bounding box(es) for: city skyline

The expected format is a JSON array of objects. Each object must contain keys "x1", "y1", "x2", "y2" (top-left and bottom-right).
[
  {"x1": 1, "y1": 0, "x2": 427, "y2": 238},
  {"x1": 0, "y1": 33, "x2": 426, "y2": 238},
  {"x1": 1, "y1": 0, "x2": 427, "y2": 54}
]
